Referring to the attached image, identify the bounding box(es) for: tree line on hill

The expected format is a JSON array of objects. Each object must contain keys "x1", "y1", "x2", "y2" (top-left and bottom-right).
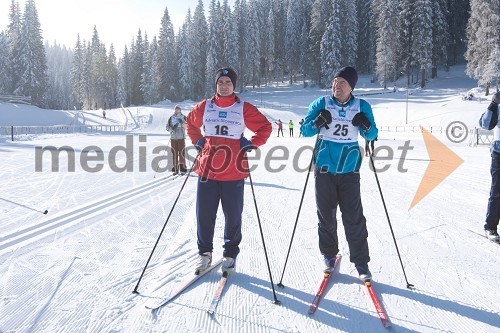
[{"x1": 0, "y1": 0, "x2": 498, "y2": 110}]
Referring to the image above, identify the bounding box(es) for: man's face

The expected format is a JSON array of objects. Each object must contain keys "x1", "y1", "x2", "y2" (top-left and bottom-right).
[
  {"x1": 175, "y1": 107, "x2": 181, "y2": 114},
  {"x1": 332, "y1": 77, "x2": 352, "y2": 102},
  {"x1": 216, "y1": 77, "x2": 234, "y2": 96}
]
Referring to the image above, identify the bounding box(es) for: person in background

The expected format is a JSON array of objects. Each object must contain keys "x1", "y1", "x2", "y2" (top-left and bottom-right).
[
  {"x1": 166, "y1": 105, "x2": 187, "y2": 174},
  {"x1": 289, "y1": 120, "x2": 294, "y2": 137},
  {"x1": 275, "y1": 119, "x2": 284, "y2": 137},
  {"x1": 186, "y1": 67, "x2": 272, "y2": 274},
  {"x1": 479, "y1": 90, "x2": 500, "y2": 243},
  {"x1": 300, "y1": 66, "x2": 378, "y2": 281},
  {"x1": 299, "y1": 118, "x2": 304, "y2": 137}
]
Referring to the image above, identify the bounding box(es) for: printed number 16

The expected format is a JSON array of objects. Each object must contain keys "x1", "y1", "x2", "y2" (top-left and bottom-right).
[{"x1": 215, "y1": 125, "x2": 229, "y2": 135}]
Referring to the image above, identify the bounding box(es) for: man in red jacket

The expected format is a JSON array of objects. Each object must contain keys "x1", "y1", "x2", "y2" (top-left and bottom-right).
[{"x1": 186, "y1": 67, "x2": 272, "y2": 274}]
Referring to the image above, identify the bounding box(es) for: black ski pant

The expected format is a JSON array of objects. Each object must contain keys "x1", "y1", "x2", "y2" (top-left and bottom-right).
[
  {"x1": 485, "y1": 152, "x2": 500, "y2": 231},
  {"x1": 196, "y1": 177, "x2": 244, "y2": 259},
  {"x1": 314, "y1": 168, "x2": 370, "y2": 265}
]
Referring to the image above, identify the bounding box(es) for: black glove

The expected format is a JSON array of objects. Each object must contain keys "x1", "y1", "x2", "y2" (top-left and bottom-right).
[
  {"x1": 195, "y1": 137, "x2": 205, "y2": 151},
  {"x1": 173, "y1": 123, "x2": 179, "y2": 129},
  {"x1": 240, "y1": 137, "x2": 255, "y2": 152},
  {"x1": 313, "y1": 110, "x2": 332, "y2": 130},
  {"x1": 352, "y1": 112, "x2": 372, "y2": 131}
]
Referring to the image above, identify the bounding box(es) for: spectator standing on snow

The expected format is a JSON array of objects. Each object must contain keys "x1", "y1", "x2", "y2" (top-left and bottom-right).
[
  {"x1": 275, "y1": 119, "x2": 284, "y2": 137},
  {"x1": 186, "y1": 67, "x2": 272, "y2": 274},
  {"x1": 300, "y1": 66, "x2": 378, "y2": 281},
  {"x1": 289, "y1": 120, "x2": 294, "y2": 137},
  {"x1": 479, "y1": 91, "x2": 500, "y2": 243},
  {"x1": 299, "y1": 118, "x2": 304, "y2": 137},
  {"x1": 166, "y1": 105, "x2": 187, "y2": 174}
]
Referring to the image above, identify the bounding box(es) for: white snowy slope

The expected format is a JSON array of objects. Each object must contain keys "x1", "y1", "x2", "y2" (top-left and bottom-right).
[{"x1": 0, "y1": 66, "x2": 498, "y2": 333}]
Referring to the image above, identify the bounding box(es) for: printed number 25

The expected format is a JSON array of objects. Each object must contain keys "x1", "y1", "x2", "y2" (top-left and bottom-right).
[
  {"x1": 333, "y1": 124, "x2": 348, "y2": 136},
  {"x1": 215, "y1": 125, "x2": 229, "y2": 135}
]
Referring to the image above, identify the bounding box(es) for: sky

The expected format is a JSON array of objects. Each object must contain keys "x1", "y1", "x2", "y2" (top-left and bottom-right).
[
  {"x1": 0, "y1": 65, "x2": 498, "y2": 332},
  {"x1": 0, "y1": 0, "x2": 235, "y2": 55}
]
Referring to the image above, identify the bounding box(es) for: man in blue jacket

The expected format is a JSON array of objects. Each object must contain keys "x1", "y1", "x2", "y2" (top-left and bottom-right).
[
  {"x1": 301, "y1": 66, "x2": 378, "y2": 281},
  {"x1": 479, "y1": 91, "x2": 500, "y2": 243}
]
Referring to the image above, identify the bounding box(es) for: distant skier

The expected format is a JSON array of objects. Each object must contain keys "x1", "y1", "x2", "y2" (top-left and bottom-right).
[
  {"x1": 166, "y1": 105, "x2": 187, "y2": 174},
  {"x1": 299, "y1": 118, "x2": 304, "y2": 137},
  {"x1": 102, "y1": 109, "x2": 106, "y2": 119},
  {"x1": 275, "y1": 119, "x2": 284, "y2": 137},
  {"x1": 479, "y1": 90, "x2": 500, "y2": 243},
  {"x1": 289, "y1": 120, "x2": 294, "y2": 137},
  {"x1": 300, "y1": 66, "x2": 378, "y2": 281}
]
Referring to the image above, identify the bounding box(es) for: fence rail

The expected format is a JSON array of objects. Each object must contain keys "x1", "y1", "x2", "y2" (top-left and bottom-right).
[
  {"x1": 0, "y1": 95, "x2": 31, "y2": 104},
  {"x1": 379, "y1": 125, "x2": 493, "y2": 146},
  {"x1": 378, "y1": 125, "x2": 445, "y2": 133},
  {"x1": 1, "y1": 125, "x2": 125, "y2": 141}
]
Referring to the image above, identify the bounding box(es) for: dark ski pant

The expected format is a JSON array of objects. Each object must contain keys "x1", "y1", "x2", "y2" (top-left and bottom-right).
[
  {"x1": 485, "y1": 152, "x2": 500, "y2": 231},
  {"x1": 170, "y1": 139, "x2": 186, "y2": 171},
  {"x1": 314, "y1": 168, "x2": 370, "y2": 265},
  {"x1": 196, "y1": 177, "x2": 244, "y2": 259}
]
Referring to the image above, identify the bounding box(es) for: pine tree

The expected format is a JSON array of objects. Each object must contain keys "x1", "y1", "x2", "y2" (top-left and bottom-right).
[
  {"x1": 206, "y1": 0, "x2": 222, "y2": 95},
  {"x1": 221, "y1": 0, "x2": 239, "y2": 72},
  {"x1": 285, "y1": 0, "x2": 301, "y2": 84},
  {"x1": 178, "y1": 11, "x2": 194, "y2": 99},
  {"x1": 446, "y1": 0, "x2": 470, "y2": 65},
  {"x1": 158, "y1": 6, "x2": 176, "y2": 101},
  {"x1": 16, "y1": 0, "x2": 48, "y2": 106},
  {"x1": 234, "y1": 0, "x2": 248, "y2": 91},
  {"x1": 338, "y1": 0, "x2": 358, "y2": 67},
  {"x1": 373, "y1": 0, "x2": 398, "y2": 88},
  {"x1": 321, "y1": 0, "x2": 342, "y2": 84},
  {"x1": 356, "y1": 0, "x2": 375, "y2": 74},
  {"x1": 7, "y1": 0, "x2": 22, "y2": 94},
  {"x1": 309, "y1": 0, "x2": 332, "y2": 86},
  {"x1": 431, "y1": 0, "x2": 449, "y2": 77},
  {"x1": 0, "y1": 32, "x2": 11, "y2": 94},
  {"x1": 247, "y1": 0, "x2": 261, "y2": 88},
  {"x1": 466, "y1": 0, "x2": 500, "y2": 94},
  {"x1": 191, "y1": 0, "x2": 208, "y2": 99},
  {"x1": 412, "y1": 0, "x2": 433, "y2": 88},
  {"x1": 107, "y1": 45, "x2": 119, "y2": 107}
]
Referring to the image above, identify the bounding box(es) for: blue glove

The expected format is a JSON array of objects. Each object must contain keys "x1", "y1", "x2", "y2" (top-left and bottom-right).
[
  {"x1": 195, "y1": 137, "x2": 205, "y2": 151},
  {"x1": 313, "y1": 110, "x2": 332, "y2": 130},
  {"x1": 240, "y1": 137, "x2": 255, "y2": 152},
  {"x1": 352, "y1": 112, "x2": 372, "y2": 131}
]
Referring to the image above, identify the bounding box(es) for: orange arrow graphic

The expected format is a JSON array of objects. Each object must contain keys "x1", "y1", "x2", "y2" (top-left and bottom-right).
[{"x1": 409, "y1": 126, "x2": 464, "y2": 210}]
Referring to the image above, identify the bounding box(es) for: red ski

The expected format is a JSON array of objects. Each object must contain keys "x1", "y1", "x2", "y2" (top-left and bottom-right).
[
  {"x1": 308, "y1": 254, "x2": 342, "y2": 315},
  {"x1": 364, "y1": 280, "x2": 391, "y2": 328}
]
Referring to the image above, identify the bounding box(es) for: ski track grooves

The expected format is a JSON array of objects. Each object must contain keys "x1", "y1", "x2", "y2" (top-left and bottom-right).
[{"x1": 0, "y1": 174, "x2": 183, "y2": 253}]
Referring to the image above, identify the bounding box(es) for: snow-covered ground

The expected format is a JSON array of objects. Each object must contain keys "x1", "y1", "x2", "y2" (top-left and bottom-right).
[{"x1": 0, "y1": 66, "x2": 498, "y2": 332}]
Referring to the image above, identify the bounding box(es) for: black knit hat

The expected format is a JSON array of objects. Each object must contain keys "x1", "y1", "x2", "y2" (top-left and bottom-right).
[
  {"x1": 215, "y1": 67, "x2": 237, "y2": 88},
  {"x1": 334, "y1": 66, "x2": 358, "y2": 90}
]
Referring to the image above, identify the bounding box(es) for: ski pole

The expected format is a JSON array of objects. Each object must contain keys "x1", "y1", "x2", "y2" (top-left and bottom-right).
[
  {"x1": 153, "y1": 139, "x2": 171, "y2": 178},
  {"x1": 367, "y1": 143, "x2": 414, "y2": 289},
  {"x1": 246, "y1": 157, "x2": 281, "y2": 305},
  {"x1": 277, "y1": 135, "x2": 319, "y2": 288},
  {"x1": 0, "y1": 196, "x2": 48, "y2": 214},
  {"x1": 133, "y1": 152, "x2": 199, "y2": 294}
]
